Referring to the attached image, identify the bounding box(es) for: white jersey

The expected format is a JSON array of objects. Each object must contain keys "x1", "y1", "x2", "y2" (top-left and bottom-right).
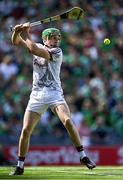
[{"x1": 32, "y1": 43, "x2": 63, "y2": 92}]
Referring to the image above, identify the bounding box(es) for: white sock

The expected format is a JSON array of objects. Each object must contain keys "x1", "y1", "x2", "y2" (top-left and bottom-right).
[
  {"x1": 79, "y1": 151, "x2": 86, "y2": 159},
  {"x1": 17, "y1": 160, "x2": 24, "y2": 168}
]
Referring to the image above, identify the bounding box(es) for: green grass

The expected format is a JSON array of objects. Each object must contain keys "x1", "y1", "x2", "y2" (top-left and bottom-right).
[{"x1": 0, "y1": 166, "x2": 123, "y2": 180}]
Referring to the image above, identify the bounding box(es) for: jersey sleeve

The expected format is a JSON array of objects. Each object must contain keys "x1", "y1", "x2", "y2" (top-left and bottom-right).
[
  {"x1": 36, "y1": 43, "x2": 44, "y2": 48},
  {"x1": 32, "y1": 43, "x2": 44, "y2": 59},
  {"x1": 48, "y1": 47, "x2": 63, "y2": 61}
]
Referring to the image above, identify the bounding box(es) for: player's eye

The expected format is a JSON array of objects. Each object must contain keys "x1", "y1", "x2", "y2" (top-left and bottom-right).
[
  {"x1": 54, "y1": 36, "x2": 61, "y2": 40},
  {"x1": 50, "y1": 35, "x2": 61, "y2": 41}
]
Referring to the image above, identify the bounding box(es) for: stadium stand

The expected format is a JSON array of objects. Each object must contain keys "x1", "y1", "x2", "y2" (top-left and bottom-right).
[{"x1": 0, "y1": 0, "x2": 123, "y2": 146}]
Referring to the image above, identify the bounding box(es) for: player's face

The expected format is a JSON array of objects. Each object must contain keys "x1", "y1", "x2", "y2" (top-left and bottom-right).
[{"x1": 45, "y1": 35, "x2": 61, "y2": 47}]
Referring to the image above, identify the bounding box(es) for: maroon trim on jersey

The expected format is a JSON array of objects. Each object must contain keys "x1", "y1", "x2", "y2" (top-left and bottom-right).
[
  {"x1": 47, "y1": 50, "x2": 53, "y2": 61},
  {"x1": 50, "y1": 48, "x2": 61, "y2": 54}
]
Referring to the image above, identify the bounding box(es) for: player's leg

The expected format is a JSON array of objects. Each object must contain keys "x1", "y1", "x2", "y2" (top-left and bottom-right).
[
  {"x1": 54, "y1": 103, "x2": 82, "y2": 147},
  {"x1": 53, "y1": 103, "x2": 96, "y2": 169},
  {"x1": 18, "y1": 110, "x2": 40, "y2": 157},
  {"x1": 10, "y1": 110, "x2": 41, "y2": 175}
]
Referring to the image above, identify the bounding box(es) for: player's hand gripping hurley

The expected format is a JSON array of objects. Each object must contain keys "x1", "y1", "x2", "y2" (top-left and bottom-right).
[{"x1": 10, "y1": 7, "x2": 84, "y2": 31}]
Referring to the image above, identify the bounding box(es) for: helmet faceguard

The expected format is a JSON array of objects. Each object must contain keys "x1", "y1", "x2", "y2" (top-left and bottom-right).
[{"x1": 42, "y1": 28, "x2": 61, "y2": 40}]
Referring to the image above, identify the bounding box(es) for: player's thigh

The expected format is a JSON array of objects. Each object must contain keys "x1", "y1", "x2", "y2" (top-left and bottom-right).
[
  {"x1": 22, "y1": 110, "x2": 41, "y2": 133},
  {"x1": 54, "y1": 103, "x2": 71, "y2": 124}
]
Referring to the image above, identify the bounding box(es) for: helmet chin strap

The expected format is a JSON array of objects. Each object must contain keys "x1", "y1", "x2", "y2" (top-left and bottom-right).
[
  {"x1": 44, "y1": 43, "x2": 57, "y2": 48},
  {"x1": 43, "y1": 39, "x2": 58, "y2": 48}
]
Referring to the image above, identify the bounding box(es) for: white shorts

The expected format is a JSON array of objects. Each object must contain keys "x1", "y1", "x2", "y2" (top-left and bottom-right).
[{"x1": 26, "y1": 88, "x2": 66, "y2": 115}]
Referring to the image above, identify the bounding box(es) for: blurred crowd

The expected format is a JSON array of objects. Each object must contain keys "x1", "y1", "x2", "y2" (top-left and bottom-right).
[{"x1": 0, "y1": 0, "x2": 123, "y2": 146}]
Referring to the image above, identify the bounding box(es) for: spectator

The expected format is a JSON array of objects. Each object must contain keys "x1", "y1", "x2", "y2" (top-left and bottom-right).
[{"x1": 90, "y1": 115, "x2": 113, "y2": 145}]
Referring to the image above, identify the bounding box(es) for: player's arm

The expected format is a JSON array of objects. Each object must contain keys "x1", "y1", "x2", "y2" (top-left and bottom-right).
[
  {"x1": 25, "y1": 39, "x2": 51, "y2": 60},
  {"x1": 11, "y1": 23, "x2": 51, "y2": 60},
  {"x1": 11, "y1": 24, "x2": 28, "y2": 48}
]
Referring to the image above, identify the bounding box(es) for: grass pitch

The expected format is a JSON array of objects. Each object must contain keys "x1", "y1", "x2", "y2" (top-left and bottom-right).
[{"x1": 0, "y1": 166, "x2": 123, "y2": 180}]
